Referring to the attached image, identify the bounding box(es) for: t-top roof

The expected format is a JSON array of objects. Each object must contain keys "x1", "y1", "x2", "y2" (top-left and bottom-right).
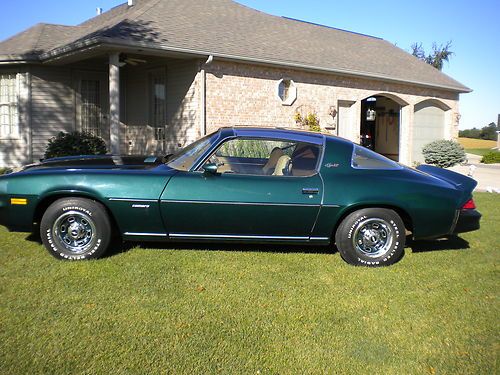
[{"x1": 0, "y1": 0, "x2": 470, "y2": 93}]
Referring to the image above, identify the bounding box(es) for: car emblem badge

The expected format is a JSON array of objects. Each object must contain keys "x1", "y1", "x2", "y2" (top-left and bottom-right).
[{"x1": 324, "y1": 163, "x2": 339, "y2": 168}]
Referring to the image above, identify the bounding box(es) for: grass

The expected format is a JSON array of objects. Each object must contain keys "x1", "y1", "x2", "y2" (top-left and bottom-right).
[
  {"x1": 465, "y1": 148, "x2": 499, "y2": 157},
  {"x1": 458, "y1": 137, "x2": 498, "y2": 156},
  {"x1": 1, "y1": 193, "x2": 499, "y2": 374}
]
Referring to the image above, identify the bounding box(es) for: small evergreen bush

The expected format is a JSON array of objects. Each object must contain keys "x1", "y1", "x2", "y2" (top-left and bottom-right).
[
  {"x1": 481, "y1": 151, "x2": 500, "y2": 164},
  {"x1": 44, "y1": 131, "x2": 107, "y2": 159},
  {"x1": 422, "y1": 140, "x2": 466, "y2": 168}
]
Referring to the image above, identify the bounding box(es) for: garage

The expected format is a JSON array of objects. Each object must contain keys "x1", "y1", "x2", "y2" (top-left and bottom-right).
[
  {"x1": 359, "y1": 95, "x2": 403, "y2": 161},
  {"x1": 412, "y1": 100, "x2": 450, "y2": 163}
]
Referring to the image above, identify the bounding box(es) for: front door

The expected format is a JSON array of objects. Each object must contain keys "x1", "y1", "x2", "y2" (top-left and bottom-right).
[
  {"x1": 160, "y1": 137, "x2": 324, "y2": 241},
  {"x1": 76, "y1": 72, "x2": 109, "y2": 144}
]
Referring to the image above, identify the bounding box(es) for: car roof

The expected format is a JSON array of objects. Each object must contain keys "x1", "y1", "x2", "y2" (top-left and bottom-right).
[
  {"x1": 225, "y1": 126, "x2": 325, "y2": 145},
  {"x1": 225, "y1": 126, "x2": 354, "y2": 147}
]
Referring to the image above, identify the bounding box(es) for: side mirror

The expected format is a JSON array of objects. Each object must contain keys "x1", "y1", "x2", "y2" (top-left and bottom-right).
[{"x1": 202, "y1": 163, "x2": 218, "y2": 174}]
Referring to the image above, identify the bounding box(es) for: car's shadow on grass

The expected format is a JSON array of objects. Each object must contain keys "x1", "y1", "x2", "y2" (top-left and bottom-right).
[
  {"x1": 106, "y1": 241, "x2": 334, "y2": 258},
  {"x1": 407, "y1": 236, "x2": 470, "y2": 253},
  {"x1": 107, "y1": 235, "x2": 470, "y2": 258},
  {"x1": 23, "y1": 233, "x2": 470, "y2": 259},
  {"x1": 25, "y1": 232, "x2": 41, "y2": 243}
]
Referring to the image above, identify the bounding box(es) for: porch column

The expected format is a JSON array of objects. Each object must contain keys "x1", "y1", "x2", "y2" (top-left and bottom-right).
[
  {"x1": 109, "y1": 53, "x2": 120, "y2": 154},
  {"x1": 399, "y1": 104, "x2": 413, "y2": 166}
]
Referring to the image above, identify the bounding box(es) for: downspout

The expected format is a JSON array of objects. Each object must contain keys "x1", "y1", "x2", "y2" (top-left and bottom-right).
[{"x1": 200, "y1": 55, "x2": 214, "y2": 136}]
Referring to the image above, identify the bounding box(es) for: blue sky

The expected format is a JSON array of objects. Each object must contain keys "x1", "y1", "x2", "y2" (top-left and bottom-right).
[{"x1": 2, "y1": 0, "x2": 499, "y2": 130}]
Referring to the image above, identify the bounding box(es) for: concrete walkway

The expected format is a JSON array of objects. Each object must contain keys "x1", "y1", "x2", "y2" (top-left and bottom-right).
[{"x1": 447, "y1": 153, "x2": 500, "y2": 193}]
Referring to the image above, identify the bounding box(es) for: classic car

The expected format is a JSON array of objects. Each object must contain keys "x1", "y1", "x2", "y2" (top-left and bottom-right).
[{"x1": 0, "y1": 127, "x2": 481, "y2": 266}]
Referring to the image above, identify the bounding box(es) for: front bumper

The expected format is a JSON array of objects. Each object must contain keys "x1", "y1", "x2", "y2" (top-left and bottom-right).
[{"x1": 453, "y1": 209, "x2": 481, "y2": 234}]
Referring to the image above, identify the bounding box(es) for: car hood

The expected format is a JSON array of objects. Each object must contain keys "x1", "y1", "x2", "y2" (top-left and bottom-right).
[{"x1": 17, "y1": 155, "x2": 165, "y2": 172}]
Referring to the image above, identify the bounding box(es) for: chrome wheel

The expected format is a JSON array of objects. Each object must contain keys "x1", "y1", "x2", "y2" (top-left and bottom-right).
[
  {"x1": 53, "y1": 211, "x2": 96, "y2": 254},
  {"x1": 353, "y1": 218, "x2": 394, "y2": 258}
]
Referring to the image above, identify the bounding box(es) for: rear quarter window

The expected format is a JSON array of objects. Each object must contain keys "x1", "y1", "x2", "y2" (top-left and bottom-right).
[{"x1": 351, "y1": 145, "x2": 401, "y2": 170}]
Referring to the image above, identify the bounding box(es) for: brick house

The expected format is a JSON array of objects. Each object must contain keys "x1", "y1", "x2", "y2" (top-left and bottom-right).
[{"x1": 0, "y1": 0, "x2": 470, "y2": 167}]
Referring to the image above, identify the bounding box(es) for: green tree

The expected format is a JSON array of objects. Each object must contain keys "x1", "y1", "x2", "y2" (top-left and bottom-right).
[
  {"x1": 411, "y1": 41, "x2": 453, "y2": 70},
  {"x1": 459, "y1": 128, "x2": 481, "y2": 139},
  {"x1": 458, "y1": 123, "x2": 498, "y2": 140},
  {"x1": 479, "y1": 122, "x2": 498, "y2": 140}
]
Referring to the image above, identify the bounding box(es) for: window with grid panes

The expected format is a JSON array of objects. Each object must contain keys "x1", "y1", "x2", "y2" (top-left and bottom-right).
[{"x1": 0, "y1": 74, "x2": 19, "y2": 138}]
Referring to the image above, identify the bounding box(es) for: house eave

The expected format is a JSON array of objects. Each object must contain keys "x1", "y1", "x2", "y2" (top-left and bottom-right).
[
  {"x1": 0, "y1": 54, "x2": 40, "y2": 65},
  {"x1": 36, "y1": 37, "x2": 472, "y2": 94}
]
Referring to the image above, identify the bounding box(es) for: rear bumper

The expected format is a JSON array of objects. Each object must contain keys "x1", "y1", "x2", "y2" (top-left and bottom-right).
[{"x1": 453, "y1": 209, "x2": 481, "y2": 234}]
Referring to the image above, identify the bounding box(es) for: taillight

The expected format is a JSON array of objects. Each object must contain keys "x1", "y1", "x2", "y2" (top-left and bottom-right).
[{"x1": 462, "y1": 198, "x2": 476, "y2": 210}]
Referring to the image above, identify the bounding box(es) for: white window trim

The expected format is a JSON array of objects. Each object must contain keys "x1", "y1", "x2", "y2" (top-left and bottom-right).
[
  {"x1": 276, "y1": 78, "x2": 297, "y2": 106},
  {"x1": 0, "y1": 73, "x2": 21, "y2": 140}
]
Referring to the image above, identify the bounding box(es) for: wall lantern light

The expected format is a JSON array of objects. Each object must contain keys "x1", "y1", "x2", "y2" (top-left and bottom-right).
[{"x1": 366, "y1": 108, "x2": 376, "y2": 121}]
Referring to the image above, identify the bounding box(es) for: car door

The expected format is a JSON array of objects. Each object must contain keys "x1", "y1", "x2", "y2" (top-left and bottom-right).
[{"x1": 160, "y1": 137, "x2": 324, "y2": 241}]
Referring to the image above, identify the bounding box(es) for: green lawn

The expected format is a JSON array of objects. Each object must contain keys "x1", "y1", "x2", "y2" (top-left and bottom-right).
[
  {"x1": 466, "y1": 148, "x2": 499, "y2": 157},
  {"x1": 1, "y1": 194, "x2": 499, "y2": 374}
]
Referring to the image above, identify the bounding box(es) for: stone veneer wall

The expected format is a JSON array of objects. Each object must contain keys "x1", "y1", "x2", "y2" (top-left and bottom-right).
[{"x1": 204, "y1": 60, "x2": 460, "y2": 165}]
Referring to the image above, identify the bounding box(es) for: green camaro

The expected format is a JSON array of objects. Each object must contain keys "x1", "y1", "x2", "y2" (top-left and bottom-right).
[{"x1": 0, "y1": 127, "x2": 481, "y2": 266}]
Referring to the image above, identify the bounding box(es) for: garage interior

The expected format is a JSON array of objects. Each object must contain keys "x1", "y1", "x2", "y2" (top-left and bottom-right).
[{"x1": 360, "y1": 96, "x2": 401, "y2": 161}]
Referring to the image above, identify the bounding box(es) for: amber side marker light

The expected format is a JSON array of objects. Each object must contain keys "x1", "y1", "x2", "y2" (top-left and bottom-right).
[
  {"x1": 10, "y1": 198, "x2": 28, "y2": 205},
  {"x1": 462, "y1": 198, "x2": 476, "y2": 210}
]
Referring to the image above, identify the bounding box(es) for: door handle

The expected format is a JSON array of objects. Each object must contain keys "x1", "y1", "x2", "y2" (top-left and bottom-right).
[{"x1": 302, "y1": 188, "x2": 319, "y2": 195}]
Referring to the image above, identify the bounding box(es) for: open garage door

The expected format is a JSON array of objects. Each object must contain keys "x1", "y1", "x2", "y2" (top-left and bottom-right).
[
  {"x1": 360, "y1": 95, "x2": 401, "y2": 161},
  {"x1": 412, "y1": 101, "x2": 447, "y2": 163}
]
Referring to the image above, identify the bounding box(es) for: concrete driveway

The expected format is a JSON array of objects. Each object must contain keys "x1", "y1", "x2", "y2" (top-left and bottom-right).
[{"x1": 447, "y1": 153, "x2": 500, "y2": 193}]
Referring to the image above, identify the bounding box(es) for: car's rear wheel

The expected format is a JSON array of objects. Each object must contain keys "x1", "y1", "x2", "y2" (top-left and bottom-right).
[
  {"x1": 335, "y1": 208, "x2": 405, "y2": 267},
  {"x1": 40, "y1": 198, "x2": 111, "y2": 260}
]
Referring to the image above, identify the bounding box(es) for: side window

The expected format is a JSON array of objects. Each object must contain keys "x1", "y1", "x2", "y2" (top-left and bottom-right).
[
  {"x1": 216, "y1": 139, "x2": 293, "y2": 159},
  {"x1": 351, "y1": 145, "x2": 401, "y2": 170},
  {"x1": 203, "y1": 138, "x2": 321, "y2": 177}
]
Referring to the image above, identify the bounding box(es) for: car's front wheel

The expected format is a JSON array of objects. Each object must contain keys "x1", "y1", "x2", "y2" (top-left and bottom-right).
[
  {"x1": 335, "y1": 208, "x2": 405, "y2": 267},
  {"x1": 40, "y1": 198, "x2": 111, "y2": 260}
]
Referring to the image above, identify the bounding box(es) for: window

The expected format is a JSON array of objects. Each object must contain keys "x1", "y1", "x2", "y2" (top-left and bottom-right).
[
  {"x1": 149, "y1": 69, "x2": 166, "y2": 141},
  {"x1": 351, "y1": 145, "x2": 401, "y2": 170},
  {"x1": 80, "y1": 79, "x2": 102, "y2": 137},
  {"x1": 203, "y1": 138, "x2": 321, "y2": 176},
  {"x1": 217, "y1": 139, "x2": 294, "y2": 159},
  {"x1": 0, "y1": 74, "x2": 19, "y2": 138},
  {"x1": 167, "y1": 131, "x2": 219, "y2": 171},
  {"x1": 276, "y1": 79, "x2": 297, "y2": 106}
]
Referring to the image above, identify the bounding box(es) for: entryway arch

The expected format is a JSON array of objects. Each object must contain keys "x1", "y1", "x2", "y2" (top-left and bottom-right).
[{"x1": 359, "y1": 93, "x2": 408, "y2": 161}]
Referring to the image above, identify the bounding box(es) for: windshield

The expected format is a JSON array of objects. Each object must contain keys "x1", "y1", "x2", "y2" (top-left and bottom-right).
[{"x1": 167, "y1": 131, "x2": 220, "y2": 171}]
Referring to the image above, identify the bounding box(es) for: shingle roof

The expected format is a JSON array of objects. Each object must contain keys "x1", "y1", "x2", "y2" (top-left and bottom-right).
[
  {"x1": 0, "y1": 23, "x2": 76, "y2": 60},
  {"x1": 0, "y1": 0, "x2": 470, "y2": 92}
]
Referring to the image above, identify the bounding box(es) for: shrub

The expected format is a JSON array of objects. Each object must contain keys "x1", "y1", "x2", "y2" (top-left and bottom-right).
[
  {"x1": 294, "y1": 112, "x2": 321, "y2": 132},
  {"x1": 0, "y1": 167, "x2": 12, "y2": 175},
  {"x1": 481, "y1": 151, "x2": 500, "y2": 164},
  {"x1": 45, "y1": 131, "x2": 107, "y2": 159},
  {"x1": 422, "y1": 140, "x2": 466, "y2": 168}
]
